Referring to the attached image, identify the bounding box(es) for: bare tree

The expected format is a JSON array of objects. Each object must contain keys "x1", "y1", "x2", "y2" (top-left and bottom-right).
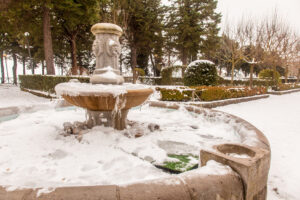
[
  {"x1": 239, "y1": 18, "x2": 262, "y2": 88},
  {"x1": 218, "y1": 23, "x2": 245, "y2": 85},
  {"x1": 258, "y1": 12, "x2": 287, "y2": 86}
]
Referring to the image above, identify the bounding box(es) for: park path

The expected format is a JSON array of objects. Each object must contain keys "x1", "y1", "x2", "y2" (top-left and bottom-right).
[
  {"x1": 0, "y1": 84, "x2": 49, "y2": 109},
  {"x1": 216, "y1": 92, "x2": 300, "y2": 200}
]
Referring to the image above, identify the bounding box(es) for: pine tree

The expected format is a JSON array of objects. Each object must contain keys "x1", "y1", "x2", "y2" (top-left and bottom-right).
[
  {"x1": 52, "y1": 0, "x2": 99, "y2": 75},
  {"x1": 119, "y1": 0, "x2": 165, "y2": 79},
  {"x1": 166, "y1": 0, "x2": 221, "y2": 74}
]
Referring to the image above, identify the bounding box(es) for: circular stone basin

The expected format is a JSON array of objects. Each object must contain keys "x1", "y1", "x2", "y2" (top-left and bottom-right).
[
  {"x1": 55, "y1": 82, "x2": 153, "y2": 111},
  {"x1": 62, "y1": 88, "x2": 153, "y2": 111},
  {"x1": 0, "y1": 104, "x2": 266, "y2": 192}
]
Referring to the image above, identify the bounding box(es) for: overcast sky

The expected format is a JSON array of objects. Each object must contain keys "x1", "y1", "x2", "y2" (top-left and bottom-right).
[{"x1": 217, "y1": 0, "x2": 300, "y2": 33}]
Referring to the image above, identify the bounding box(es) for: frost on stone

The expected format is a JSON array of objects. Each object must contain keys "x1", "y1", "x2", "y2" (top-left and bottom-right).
[{"x1": 55, "y1": 82, "x2": 148, "y2": 97}]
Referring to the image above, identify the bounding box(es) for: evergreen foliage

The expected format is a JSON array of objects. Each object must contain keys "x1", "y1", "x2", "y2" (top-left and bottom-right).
[
  {"x1": 166, "y1": 0, "x2": 221, "y2": 66},
  {"x1": 184, "y1": 61, "x2": 217, "y2": 86},
  {"x1": 258, "y1": 69, "x2": 281, "y2": 84}
]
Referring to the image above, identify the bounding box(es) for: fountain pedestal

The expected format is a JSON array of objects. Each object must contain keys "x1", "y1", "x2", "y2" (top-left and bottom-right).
[
  {"x1": 87, "y1": 109, "x2": 128, "y2": 130},
  {"x1": 55, "y1": 23, "x2": 153, "y2": 131},
  {"x1": 90, "y1": 23, "x2": 124, "y2": 85}
]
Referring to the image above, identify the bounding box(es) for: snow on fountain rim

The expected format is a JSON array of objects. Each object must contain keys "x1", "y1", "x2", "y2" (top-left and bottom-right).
[{"x1": 55, "y1": 82, "x2": 150, "y2": 97}]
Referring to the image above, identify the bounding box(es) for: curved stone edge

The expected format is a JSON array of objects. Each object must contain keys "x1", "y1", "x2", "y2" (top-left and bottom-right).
[
  {"x1": 148, "y1": 94, "x2": 269, "y2": 109},
  {"x1": 0, "y1": 172, "x2": 244, "y2": 200},
  {"x1": 268, "y1": 88, "x2": 300, "y2": 95},
  {"x1": 190, "y1": 94, "x2": 269, "y2": 108},
  {"x1": 149, "y1": 101, "x2": 270, "y2": 150},
  {"x1": 0, "y1": 102, "x2": 271, "y2": 200},
  {"x1": 149, "y1": 101, "x2": 271, "y2": 200}
]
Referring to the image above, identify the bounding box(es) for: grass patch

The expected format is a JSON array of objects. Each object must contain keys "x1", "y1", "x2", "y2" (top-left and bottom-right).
[{"x1": 160, "y1": 154, "x2": 198, "y2": 173}]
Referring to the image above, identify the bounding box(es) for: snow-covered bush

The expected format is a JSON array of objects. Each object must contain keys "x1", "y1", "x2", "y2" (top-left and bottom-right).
[
  {"x1": 184, "y1": 60, "x2": 217, "y2": 86},
  {"x1": 258, "y1": 69, "x2": 281, "y2": 84}
]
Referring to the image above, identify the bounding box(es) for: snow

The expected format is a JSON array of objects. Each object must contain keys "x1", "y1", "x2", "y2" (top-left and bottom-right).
[
  {"x1": 226, "y1": 153, "x2": 251, "y2": 159},
  {"x1": 0, "y1": 84, "x2": 50, "y2": 109},
  {"x1": 55, "y1": 82, "x2": 149, "y2": 97},
  {"x1": 1, "y1": 84, "x2": 300, "y2": 199},
  {"x1": 0, "y1": 86, "x2": 251, "y2": 192},
  {"x1": 108, "y1": 39, "x2": 115, "y2": 46},
  {"x1": 216, "y1": 92, "x2": 300, "y2": 200},
  {"x1": 187, "y1": 60, "x2": 215, "y2": 67}
]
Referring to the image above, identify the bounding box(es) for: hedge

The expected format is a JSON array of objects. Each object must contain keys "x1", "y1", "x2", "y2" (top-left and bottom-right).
[
  {"x1": 274, "y1": 84, "x2": 300, "y2": 91},
  {"x1": 157, "y1": 86, "x2": 267, "y2": 102},
  {"x1": 19, "y1": 75, "x2": 89, "y2": 94}
]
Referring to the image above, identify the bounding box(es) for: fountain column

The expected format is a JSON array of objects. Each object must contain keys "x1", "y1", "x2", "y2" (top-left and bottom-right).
[
  {"x1": 90, "y1": 23, "x2": 124, "y2": 85},
  {"x1": 87, "y1": 23, "x2": 127, "y2": 130}
]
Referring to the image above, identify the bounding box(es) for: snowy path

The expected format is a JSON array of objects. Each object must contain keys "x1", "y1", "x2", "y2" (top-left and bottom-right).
[
  {"x1": 216, "y1": 92, "x2": 300, "y2": 200},
  {"x1": 0, "y1": 84, "x2": 49, "y2": 108}
]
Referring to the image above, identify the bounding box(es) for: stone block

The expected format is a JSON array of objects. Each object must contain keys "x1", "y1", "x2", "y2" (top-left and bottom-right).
[
  {"x1": 201, "y1": 143, "x2": 270, "y2": 200},
  {"x1": 119, "y1": 177, "x2": 191, "y2": 200},
  {"x1": 180, "y1": 170, "x2": 244, "y2": 200}
]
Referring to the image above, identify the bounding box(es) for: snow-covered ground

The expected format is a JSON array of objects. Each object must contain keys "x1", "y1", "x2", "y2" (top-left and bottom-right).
[
  {"x1": 1, "y1": 84, "x2": 299, "y2": 200},
  {"x1": 0, "y1": 85, "x2": 249, "y2": 193},
  {"x1": 216, "y1": 92, "x2": 300, "y2": 200},
  {"x1": 0, "y1": 84, "x2": 50, "y2": 108}
]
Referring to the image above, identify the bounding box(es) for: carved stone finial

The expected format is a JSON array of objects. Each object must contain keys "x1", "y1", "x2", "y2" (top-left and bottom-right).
[{"x1": 90, "y1": 23, "x2": 124, "y2": 85}]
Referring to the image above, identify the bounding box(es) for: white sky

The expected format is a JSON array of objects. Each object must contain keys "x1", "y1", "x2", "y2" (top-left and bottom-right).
[{"x1": 217, "y1": 0, "x2": 300, "y2": 33}]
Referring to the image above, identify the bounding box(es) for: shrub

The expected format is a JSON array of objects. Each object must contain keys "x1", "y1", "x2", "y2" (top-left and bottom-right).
[
  {"x1": 275, "y1": 84, "x2": 300, "y2": 91},
  {"x1": 258, "y1": 69, "x2": 281, "y2": 84},
  {"x1": 157, "y1": 86, "x2": 267, "y2": 102},
  {"x1": 134, "y1": 68, "x2": 146, "y2": 77},
  {"x1": 158, "y1": 87, "x2": 199, "y2": 101},
  {"x1": 161, "y1": 66, "x2": 183, "y2": 85},
  {"x1": 183, "y1": 60, "x2": 217, "y2": 86},
  {"x1": 19, "y1": 75, "x2": 89, "y2": 94}
]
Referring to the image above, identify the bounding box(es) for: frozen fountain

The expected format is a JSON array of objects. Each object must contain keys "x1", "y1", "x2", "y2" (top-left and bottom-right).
[
  {"x1": 0, "y1": 23, "x2": 271, "y2": 200},
  {"x1": 55, "y1": 23, "x2": 153, "y2": 130}
]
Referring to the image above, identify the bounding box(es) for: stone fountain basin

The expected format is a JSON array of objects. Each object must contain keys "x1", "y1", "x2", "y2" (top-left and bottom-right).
[
  {"x1": 55, "y1": 82, "x2": 153, "y2": 111},
  {"x1": 62, "y1": 88, "x2": 153, "y2": 111},
  {"x1": 0, "y1": 103, "x2": 271, "y2": 200}
]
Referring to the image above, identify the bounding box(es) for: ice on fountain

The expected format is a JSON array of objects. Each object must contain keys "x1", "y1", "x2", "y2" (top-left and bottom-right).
[{"x1": 55, "y1": 82, "x2": 149, "y2": 97}]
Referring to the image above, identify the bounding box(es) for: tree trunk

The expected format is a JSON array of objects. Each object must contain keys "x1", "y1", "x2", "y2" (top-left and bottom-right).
[
  {"x1": 168, "y1": 52, "x2": 171, "y2": 67},
  {"x1": 12, "y1": 52, "x2": 17, "y2": 85},
  {"x1": 42, "y1": 60, "x2": 45, "y2": 75},
  {"x1": 32, "y1": 60, "x2": 36, "y2": 74},
  {"x1": 181, "y1": 52, "x2": 188, "y2": 78},
  {"x1": 4, "y1": 54, "x2": 9, "y2": 83},
  {"x1": 272, "y1": 65, "x2": 277, "y2": 87},
  {"x1": 60, "y1": 63, "x2": 64, "y2": 75},
  {"x1": 43, "y1": 1, "x2": 55, "y2": 75},
  {"x1": 0, "y1": 51, "x2": 5, "y2": 83},
  {"x1": 297, "y1": 68, "x2": 300, "y2": 84},
  {"x1": 22, "y1": 56, "x2": 26, "y2": 75},
  {"x1": 70, "y1": 34, "x2": 78, "y2": 75},
  {"x1": 249, "y1": 64, "x2": 254, "y2": 88},
  {"x1": 131, "y1": 43, "x2": 137, "y2": 83},
  {"x1": 149, "y1": 53, "x2": 156, "y2": 76},
  {"x1": 284, "y1": 66, "x2": 288, "y2": 84},
  {"x1": 230, "y1": 61, "x2": 235, "y2": 85}
]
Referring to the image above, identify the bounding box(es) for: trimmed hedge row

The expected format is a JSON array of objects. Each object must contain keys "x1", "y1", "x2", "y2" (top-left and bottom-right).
[
  {"x1": 19, "y1": 75, "x2": 89, "y2": 93},
  {"x1": 274, "y1": 84, "x2": 300, "y2": 91},
  {"x1": 157, "y1": 86, "x2": 267, "y2": 102}
]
